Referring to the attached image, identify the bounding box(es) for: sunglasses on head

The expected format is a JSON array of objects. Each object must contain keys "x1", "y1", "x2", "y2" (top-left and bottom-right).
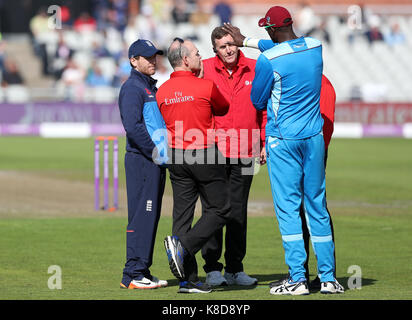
[{"x1": 174, "y1": 37, "x2": 184, "y2": 59}]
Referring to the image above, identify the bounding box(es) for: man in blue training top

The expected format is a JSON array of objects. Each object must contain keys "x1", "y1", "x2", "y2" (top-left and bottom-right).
[
  {"x1": 222, "y1": 22, "x2": 339, "y2": 292},
  {"x1": 118, "y1": 39, "x2": 169, "y2": 290},
  {"x1": 245, "y1": 6, "x2": 344, "y2": 295}
]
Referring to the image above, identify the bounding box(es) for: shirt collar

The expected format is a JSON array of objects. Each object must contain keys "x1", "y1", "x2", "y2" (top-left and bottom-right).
[
  {"x1": 170, "y1": 70, "x2": 197, "y2": 78},
  {"x1": 131, "y1": 69, "x2": 158, "y2": 87},
  {"x1": 213, "y1": 50, "x2": 247, "y2": 73}
]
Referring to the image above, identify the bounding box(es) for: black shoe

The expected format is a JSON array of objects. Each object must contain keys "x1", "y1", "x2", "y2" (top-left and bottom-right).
[
  {"x1": 309, "y1": 276, "x2": 321, "y2": 290},
  {"x1": 164, "y1": 236, "x2": 185, "y2": 280},
  {"x1": 179, "y1": 281, "x2": 212, "y2": 293}
]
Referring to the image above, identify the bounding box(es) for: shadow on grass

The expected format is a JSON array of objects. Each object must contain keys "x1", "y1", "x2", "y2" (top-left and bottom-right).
[
  {"x1": 336, "y1": 277, "x2": 377, "y2": 290},
  {"x1": 214, "y1": 274, "x2": 287, "y2": 292},
  {"x1": 163, "y1": 274, "x2": 285, "y2": 291},
  {"x1": 164, "y1": 275, "x2": 377, "y2": 292},
  {"x1": 255, "y1": 274, "x2": 377, "y2": 290},
  {"x1": 165, "y1": 274, "x2": 286, "y2": 292}
]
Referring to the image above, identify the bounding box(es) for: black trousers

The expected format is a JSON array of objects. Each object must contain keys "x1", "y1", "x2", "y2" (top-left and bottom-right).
[
  {"x1": 168, "y1": 147, "x2": 231, "y2": 282},
  {"x1": 201, "y1": 158, "x2": 254, "y2": 274}
]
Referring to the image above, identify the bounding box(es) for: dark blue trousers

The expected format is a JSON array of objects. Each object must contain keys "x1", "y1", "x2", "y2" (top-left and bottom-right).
[{"x1": 121, "y1": 152, "x2": 166, "y2": 286}]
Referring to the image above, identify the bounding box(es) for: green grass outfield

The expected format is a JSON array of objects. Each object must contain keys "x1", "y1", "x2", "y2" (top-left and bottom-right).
[{"x1": 0, "y1": 137, "x2": 411, "y2": 300}]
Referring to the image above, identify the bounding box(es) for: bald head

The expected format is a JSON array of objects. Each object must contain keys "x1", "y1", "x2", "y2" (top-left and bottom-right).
[
  {"x1": 167, "y1": 38, "x2": 202, "y2": 73},
  {"x1": 168, "y1": 38, "x2": 189, "y2": 68}
]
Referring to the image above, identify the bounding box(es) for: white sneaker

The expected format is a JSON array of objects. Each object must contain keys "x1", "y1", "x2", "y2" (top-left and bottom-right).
[
  {"x1": 205, "y1": 271, "x2": 228, "y2": 287},
  {"x1": 152, "y1": 276, "x2": 168, "y2": 288},
  {"x1": 270, "y1": 278, "x2": 309, "y2": 296},
  {"x1": 224, "y1": 271, "x2": 258, "y2": 286},
  {"x1": 122, "y1": 277, "x2": 160, "y2": 289},
  {"x1": 164, "y1": 236, "x2": 185, "y2": 279},
  {"x1": 320, "y1": 279, "x2": 344, "y2": 294}
]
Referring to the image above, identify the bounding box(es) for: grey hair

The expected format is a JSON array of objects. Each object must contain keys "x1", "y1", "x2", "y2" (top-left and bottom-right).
[{"x1": 167, "y1": 40, "x2": 190, "y2": 68}]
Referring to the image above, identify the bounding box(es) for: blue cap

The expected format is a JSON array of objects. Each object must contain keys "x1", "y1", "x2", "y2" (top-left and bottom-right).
[{"x1": 128, "y1": 39, "x2": 164, "y2": 58}]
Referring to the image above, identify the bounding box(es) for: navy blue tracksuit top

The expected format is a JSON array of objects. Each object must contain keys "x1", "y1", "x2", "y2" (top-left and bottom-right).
[
  {"x1": 118, "y1": 69, "x2": 168, "y2": 164},
  {"x1": 118, "y1": 68, "x2": 168, "y2": 285}
]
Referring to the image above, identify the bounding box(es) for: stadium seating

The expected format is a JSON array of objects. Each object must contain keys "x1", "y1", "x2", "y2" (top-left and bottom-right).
[
  {"x1": 2, "y1": 8, "x2": 411, "y2": 104},
  {"x1": 90, "y1": 86, "x2": 119, "y2": 103},
  {"x1": 4, "y1": 85, "x2": 30, "y2": 103},
  {"x1": 60, "y1": 13, "x2": 412, "y2": 103},
  {"x1": 192, "y1": 13, "x2": 412, "y2": 103}
]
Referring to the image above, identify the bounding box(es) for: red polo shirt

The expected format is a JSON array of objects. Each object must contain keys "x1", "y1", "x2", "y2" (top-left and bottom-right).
[
  {"x1": 157, "y1": 71, "x2": 229, "y2": 150},
  {"x1": 320, "y1": 75, "x2": 336, "y2": 149},
  {"x1": 203, "y1": 51, "x2": 267, "y2": 158}
]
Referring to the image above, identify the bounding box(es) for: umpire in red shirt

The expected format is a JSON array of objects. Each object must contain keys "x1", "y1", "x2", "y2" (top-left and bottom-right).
[
  {"x1": 200, "y1": 26, "x2": 267, "y2": 287},
  {"x1": 157, "y1": 38, "x2": 231, "y2": 293}
]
